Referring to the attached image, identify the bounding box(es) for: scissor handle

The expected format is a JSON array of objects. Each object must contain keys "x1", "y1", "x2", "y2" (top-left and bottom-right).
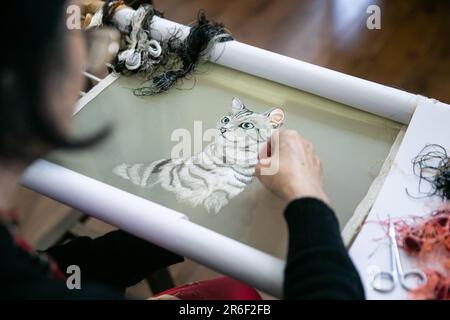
[
  {"x1": 371, "y1": 271, "x2": 396, "y2": 293},
  {"x1": 399, "y1": 270, "x2": 427, "y2": 291}
]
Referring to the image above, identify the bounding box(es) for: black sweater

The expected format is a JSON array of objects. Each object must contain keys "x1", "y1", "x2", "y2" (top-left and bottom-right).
[
  {"x1": 0, "y1": 198, "x2": 365, "y2": 299},
  {"x1": 284, "y1": 198, "x2": 364, "y2": 299}
]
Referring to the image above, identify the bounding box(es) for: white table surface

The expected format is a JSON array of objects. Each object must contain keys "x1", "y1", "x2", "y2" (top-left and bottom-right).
[{"x1": 350, "y1": 98, "x2": 450, "y2": 299}]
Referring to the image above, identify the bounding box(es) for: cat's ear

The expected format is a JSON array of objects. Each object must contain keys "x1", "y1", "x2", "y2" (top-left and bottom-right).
[
  {"x1": 231, "y1": 97, "x2": 246, "y2": 114},
  {"x1": 265, "y1": 108, "x2": 285, "y2": 128}
]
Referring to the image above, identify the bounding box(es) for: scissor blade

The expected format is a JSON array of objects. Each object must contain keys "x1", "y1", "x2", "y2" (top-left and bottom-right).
[{"x1": 388, "y1": 220, "x2": 396, "y2": 238}]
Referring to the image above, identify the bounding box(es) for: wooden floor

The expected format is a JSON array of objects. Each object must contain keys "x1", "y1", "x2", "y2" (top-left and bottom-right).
[
  {"x1": 154, "y1": 0, "x2": 450, "y2": 102},
  {"x1": 13, "y1": 0, "x2": 450, "y2": 299}
]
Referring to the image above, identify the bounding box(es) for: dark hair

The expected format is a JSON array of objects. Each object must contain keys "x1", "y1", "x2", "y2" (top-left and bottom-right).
[{"x1": 0, "y1": 1, "x2": 109, "y2": 162}]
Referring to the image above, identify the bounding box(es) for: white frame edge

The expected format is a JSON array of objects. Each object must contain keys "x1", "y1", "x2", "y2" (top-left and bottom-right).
[{"x1": 21, "y1": 160, "x2": 285, "y2": 297}]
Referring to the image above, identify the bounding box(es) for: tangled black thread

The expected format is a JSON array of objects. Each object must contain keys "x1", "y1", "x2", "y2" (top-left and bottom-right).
[
  {"x1": 133, "y1": 10, "x2": 233, "y2": 96},
  {"x1": 101, "y1": 3, "x2": 232, "y2": 95},
  {"x1": 407, "y1": 144, "x2": 450, "y2": 200}
]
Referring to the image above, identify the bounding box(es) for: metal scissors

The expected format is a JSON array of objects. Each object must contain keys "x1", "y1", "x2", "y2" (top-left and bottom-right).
[{"x1": 371, "y1": 219, "x2": 427, "y2": 293}]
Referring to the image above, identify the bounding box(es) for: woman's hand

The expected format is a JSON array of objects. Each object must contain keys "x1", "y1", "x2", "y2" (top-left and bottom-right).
[{"x1": 256, "y1": 129, "x2": 329, "y2": 206}]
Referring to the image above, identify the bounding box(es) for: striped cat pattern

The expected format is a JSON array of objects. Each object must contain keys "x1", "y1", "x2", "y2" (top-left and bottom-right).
[{"x1": 113, "y1": 97, "x2": 285, "y2": 214}]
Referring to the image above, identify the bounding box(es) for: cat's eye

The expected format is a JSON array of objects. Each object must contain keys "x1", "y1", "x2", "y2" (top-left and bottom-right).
[
  {"x1": 240, "y1": 122, "x2": 254, "y2": 129},
  {"x1": 221, "y1": 117, "x2": 230, "y2": 124}
]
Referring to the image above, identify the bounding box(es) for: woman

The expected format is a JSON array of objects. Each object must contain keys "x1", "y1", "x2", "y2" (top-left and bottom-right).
[{"x1": 0, "y1": 0, "x2": 364, "y2": 299}]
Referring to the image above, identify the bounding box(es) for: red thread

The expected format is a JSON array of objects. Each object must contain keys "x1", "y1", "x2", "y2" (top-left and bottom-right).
[{"x1": 390, "y1": 203, "x2": 450, "y2": 300}]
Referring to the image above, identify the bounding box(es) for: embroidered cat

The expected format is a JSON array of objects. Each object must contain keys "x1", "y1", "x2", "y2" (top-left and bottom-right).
[{"x1": 113, "y1": 97, "x2": 285, "y2": 213}]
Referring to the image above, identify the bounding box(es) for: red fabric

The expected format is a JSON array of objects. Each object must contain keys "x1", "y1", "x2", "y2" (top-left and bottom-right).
[
  {"x1": 1, "y1": 208, "x2": 65, "y2": 281},
  {"x1": 155, "y1": 276, "x2": 263, "y2": 300},
  {"x1": 14, "y1": 234, "x2": 65, "y2": 280}
]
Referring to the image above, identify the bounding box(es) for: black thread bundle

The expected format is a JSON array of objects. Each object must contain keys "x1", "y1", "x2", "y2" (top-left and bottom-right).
[
  {"x1": 408, "y1": 144, "x2": 450, "y2": 200},
  {"x1": 133, "y1": 10, "x2": 233, "y2": 96},
  {"x1": 99, "y1": 1, "x2": 232, "y2": 95}
]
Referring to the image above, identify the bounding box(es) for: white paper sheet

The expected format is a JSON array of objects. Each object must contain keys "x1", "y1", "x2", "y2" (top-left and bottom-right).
[{"x1": 350, "y1": 98, "x2": 450, "y2": 299}]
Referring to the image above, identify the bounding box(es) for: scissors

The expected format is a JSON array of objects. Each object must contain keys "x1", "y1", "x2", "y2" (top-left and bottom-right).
[{"x1": 371, "y1": 219, "x2": 427, "y2": 293}]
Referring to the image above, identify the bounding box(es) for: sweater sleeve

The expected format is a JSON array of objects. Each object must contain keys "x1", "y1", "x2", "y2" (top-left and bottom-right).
[
  {"x1": 283, "y1": 198, "x2": 365, "y2": 299},
  {"x1": 46, "y1": 230, "x2": 184, "y2": 293}
]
